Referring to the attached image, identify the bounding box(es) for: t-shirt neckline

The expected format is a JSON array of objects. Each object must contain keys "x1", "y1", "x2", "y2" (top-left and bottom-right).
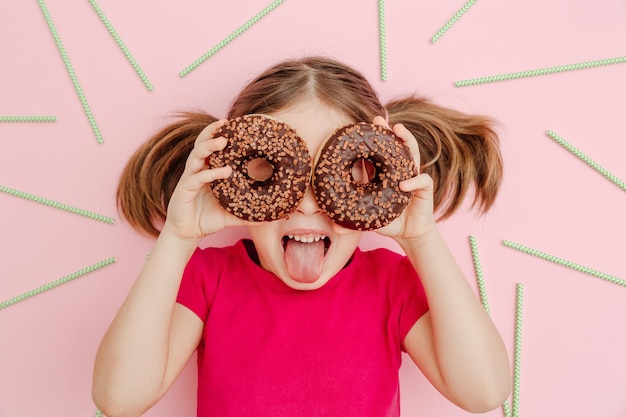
[{"x1": 237, "y1": 239, "x2": 360, "y2": 293}]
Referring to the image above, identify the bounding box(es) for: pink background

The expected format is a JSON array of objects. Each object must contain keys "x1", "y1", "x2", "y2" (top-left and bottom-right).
[{"x1": 1, "y1": 0, "x2": 625, "y2": 416}]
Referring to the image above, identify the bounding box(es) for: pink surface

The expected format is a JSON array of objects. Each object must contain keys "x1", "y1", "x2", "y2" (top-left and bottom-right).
[{"x1": 1, "y1": 0, "x2": 625, "y2": 416}]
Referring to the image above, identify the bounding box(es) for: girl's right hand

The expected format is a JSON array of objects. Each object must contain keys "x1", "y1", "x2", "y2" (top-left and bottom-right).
[{"x1": 161, "y1": 119, "x2": 243, "y2": 242}]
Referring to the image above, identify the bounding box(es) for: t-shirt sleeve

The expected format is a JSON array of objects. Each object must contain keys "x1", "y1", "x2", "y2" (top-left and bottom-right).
[
  {"x1": 176, "y1": 247, "x2": 217, "y2": 322},
  {"x1": 394, "y1": 256, "x2": 429, "y2": 351}
]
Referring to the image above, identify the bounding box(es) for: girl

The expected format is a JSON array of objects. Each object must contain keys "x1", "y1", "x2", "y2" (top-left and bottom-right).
[{"x1": 93, "y1": 56, "x2": 511, "y2": 417}]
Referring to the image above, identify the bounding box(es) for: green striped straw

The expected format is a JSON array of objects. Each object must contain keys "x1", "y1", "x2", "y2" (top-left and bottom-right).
[
  {"x1": 468, "y1": 235, "x2": 491, "y2": 316},
  {"x1": 456, "y1": 56, "x2": 626, "y2": 87},
  {"x1": 431, "y1": 0, "x2": 477, "y2": 43},
  {"x1": 502, "y1": 400, "x2": 512, "y2": 417},
  {"x1": 546, "y1": 130, "x2": 626, "y2": 192},
  {"x1": 0, "y1": 184, "x2": 115, "y2": 224},
  {"x1": 469, "y1": 235, "x2": 513, "y2": 416},
  {"x1": 0, "y1": 116, "x2": 57, "y2": 123},
  {"x1": 512, "y1": 283, "x2": 524, "y2": 417},
  {"x1": 87, "y1": 0, "x2": 153, "y2": 91},
  {"x1": 378, "y1": 0, "x2": 387, "y2": 81},
  {"x1": 0, "y1": 257, "x2": 116, "y2": 310},
  {"x1": 503, "y1": 240, "x2": 625, "y2": 287},
  {"x1": 180, "y1": 0, "x2": 286, "y2": 77},
  {"x1": 37, "y1": 0, "x2": 103, "y2": 143}
]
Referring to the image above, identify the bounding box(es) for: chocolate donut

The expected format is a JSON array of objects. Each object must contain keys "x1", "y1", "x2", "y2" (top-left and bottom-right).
[
  {"x1": 312, "y1": 123, "x2": 418, "y2": 230},
  {"x1": 208, "y1": 115, "x2": 311, "y2": 222}
]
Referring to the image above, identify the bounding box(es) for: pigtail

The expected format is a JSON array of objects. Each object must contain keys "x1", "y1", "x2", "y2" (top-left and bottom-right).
[
  {"x1": 117, "y1": 112, "x2": 218, "y2": 237},
  {"x1": 386, "y1": 96, "x2": 503, "y2": 220}
]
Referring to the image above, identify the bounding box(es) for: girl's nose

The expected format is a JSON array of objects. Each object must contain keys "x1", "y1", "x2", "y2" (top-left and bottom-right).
[{"x1": 295, "y1": 187, "x2": 322, "y2": 215}]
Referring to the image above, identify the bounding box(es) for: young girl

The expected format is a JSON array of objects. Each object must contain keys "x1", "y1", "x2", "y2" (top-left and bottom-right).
[{"x1": 93, "y1": 56, "x2": 511, "y2": 417}]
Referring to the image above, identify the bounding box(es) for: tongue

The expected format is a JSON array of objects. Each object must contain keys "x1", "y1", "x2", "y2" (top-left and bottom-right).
[{"x1": 284, "y1": 239, "x2": 325, "y2": 283}]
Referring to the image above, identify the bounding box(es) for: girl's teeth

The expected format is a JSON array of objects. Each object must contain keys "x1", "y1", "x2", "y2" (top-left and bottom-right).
[{"x1": 288, "y1": 235, "x2": 325, "y2": 243}]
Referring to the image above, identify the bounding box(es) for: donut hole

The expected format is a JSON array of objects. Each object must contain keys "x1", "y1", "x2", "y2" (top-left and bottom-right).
[
  {"x1": 246, "y1": 157, "x2": 274, "y2": 182},
  {"x1": 351, "y1": 158, "x2": 377, "y2": 185}
]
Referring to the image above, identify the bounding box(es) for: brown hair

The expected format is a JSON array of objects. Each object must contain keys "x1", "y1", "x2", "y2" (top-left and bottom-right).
[
  {"x1": 117, "y1": 56, "x2": 503, "y2": 237},
  {"x1": 387, "y1": 97, "x2": 502, "y2": 220}
]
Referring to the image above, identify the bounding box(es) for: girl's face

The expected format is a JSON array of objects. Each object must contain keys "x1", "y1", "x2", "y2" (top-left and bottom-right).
[{"x1": 247, "y1": 98, "x2": 363, "y2": 290}]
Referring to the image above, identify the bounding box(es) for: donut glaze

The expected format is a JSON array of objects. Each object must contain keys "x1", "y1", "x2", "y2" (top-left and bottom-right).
[
  {"x1": 312, "y1": 123, "x2": 417, "y2": 230},
  {"x1": 208, "y1": 115, "x2": 311, "y2": 222}
]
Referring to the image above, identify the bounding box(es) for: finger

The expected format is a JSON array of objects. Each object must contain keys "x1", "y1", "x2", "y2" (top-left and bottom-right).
[
  {"x1": 392, "y1": 123, "x2": 421, "y2": 174},
  {"x1": 196, "y1": 118, "x2": 228, "y2": 144},
  {"x1": 180, "y1": 165, "x2": 233, "y2": 193},
  {"x1": 184, "y1": 118, "x2": 229, "y2": 172},
  {"x1": 372, "y1": 115, "x2": 390, "y2": 129},
  {"x1": 183, "y1": 132, "x2": 229, "y2": 177},
  {"x1": 187, "y1": 136, "x2": 229, "y2": 170},
  {"x1": 399, "y1": 172, "x2": 433, "y2": 193}
]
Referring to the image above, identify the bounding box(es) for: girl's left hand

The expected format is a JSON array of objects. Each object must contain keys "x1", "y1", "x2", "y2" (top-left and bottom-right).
[{"x1": 372, "y1": 116, "x2": 437, "y2": 241}]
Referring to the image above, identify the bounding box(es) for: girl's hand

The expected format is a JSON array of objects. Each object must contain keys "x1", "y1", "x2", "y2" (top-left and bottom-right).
[
  {"x1": 373, "y1": 116, "x2": 437, "y2": 241},
  {"x1": 161, "y1": 120, "x2": 245, "y2": 242}
]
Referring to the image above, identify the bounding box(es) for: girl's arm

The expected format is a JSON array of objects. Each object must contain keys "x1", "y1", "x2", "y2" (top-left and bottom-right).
[
  {"x1": 375, "y1": 118, "x2": 510, "y2": 411},
  {"x1": 92, "y1": 232, "x2": 203, "y2": 417},
  {"x1": 93, "y1": 120, "x2": 239, "y2": 417},
  {"x1": 399, "y1": 228, "x2": 511, "y2": 412}
]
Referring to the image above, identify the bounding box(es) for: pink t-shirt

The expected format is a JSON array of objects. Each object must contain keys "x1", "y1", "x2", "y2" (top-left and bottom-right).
[{"x1": 177, "y1": 239, "x2": 429, "y2": 417}]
